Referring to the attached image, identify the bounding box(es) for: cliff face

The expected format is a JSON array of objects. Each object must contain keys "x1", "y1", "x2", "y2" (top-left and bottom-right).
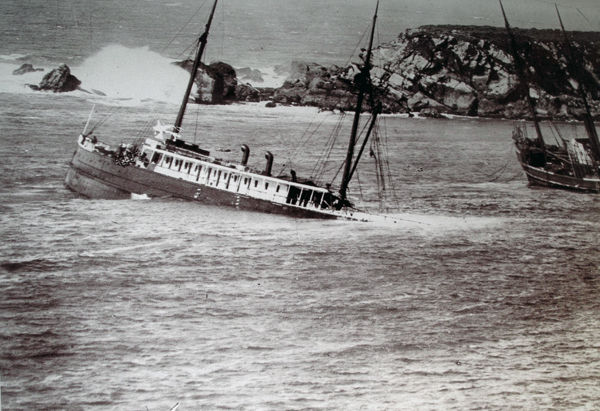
[{"x1": 275, "y1": 25, "x2": 600, "y2": 120}]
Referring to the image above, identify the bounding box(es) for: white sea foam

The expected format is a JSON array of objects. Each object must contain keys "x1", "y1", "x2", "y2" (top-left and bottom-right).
[
  {"x1": 75, "y1": 45, "x2": 190, "y2": 104},
  {"x1": 0, "y1": 45, "x2": 191, "y2": 105},
  {"x1": 236, "y1": 66, "x2": 287, "y2": 89}
]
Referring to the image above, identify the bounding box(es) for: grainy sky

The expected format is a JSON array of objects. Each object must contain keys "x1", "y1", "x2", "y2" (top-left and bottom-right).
[{"x1": 372, "y1": 0, "x2": 600, "y2": 32}]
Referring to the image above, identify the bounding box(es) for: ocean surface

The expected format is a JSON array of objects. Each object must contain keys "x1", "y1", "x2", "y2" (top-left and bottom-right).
[{"x1": 2, "y1": 1, "x2": 600, "y2": 410}]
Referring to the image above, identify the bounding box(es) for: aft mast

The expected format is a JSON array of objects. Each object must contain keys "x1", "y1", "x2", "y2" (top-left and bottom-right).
[
  {"x1": 555, "y1": 5, "x2": 600, "y2": 163},
  {"x1": 339, "y1": 1, "x2": 379, "y2": 204},
  {"x1": 173, "y1": 0, "x2": 219, "y2": 133},
  {"x1": 499, "y1": 0, "x2": 546, "y2": 157}
]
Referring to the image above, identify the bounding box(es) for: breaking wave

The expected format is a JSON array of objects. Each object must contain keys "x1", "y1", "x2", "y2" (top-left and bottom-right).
[
  {"x1": 75, "y1": 45, "x2": 190, "y2": 103},
  {"x1": 0, "y1": 45, "x2": 191, "y2": 105}
]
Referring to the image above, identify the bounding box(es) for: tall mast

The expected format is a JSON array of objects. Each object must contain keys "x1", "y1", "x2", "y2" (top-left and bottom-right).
[
  {"x1": 499, "y1": 0, "x2": 546, "y2": 156},
  {"x1": 339, "y1": 1, "x2": 379, "y2": 203},
  {"x1": 173, "y1": 0, "x2": 219, "y2": 133},
  {"x1": 555, "y1": 5, "x2": 600, "y2": 162}
]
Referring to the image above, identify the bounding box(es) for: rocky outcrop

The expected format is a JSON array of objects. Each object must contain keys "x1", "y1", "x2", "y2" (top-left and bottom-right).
[
  {"x1": 175, "y1": 60, "x2": 261, "y2": 103},
  {"x1": 28, "y1": 64, "x2": 81, "y2": 92},
  {"x1": 13, "y1": 64, "x2": 44, "y2": 75},
  {"x1": 273, "y1": 26, "x2": 600, "y2": 120},
  {"x1": 368, "y1": 25, "x2": 600, "y2": 119},
  {"x1": 271, "y1": 61, "x2": 404, "y2": 113}
]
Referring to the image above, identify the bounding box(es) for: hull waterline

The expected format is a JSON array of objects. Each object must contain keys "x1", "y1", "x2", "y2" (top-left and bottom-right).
[
  {"x1": 515, "y1": 148, "x2": 600, "y2": 193},
  {"x1": 66, "y1": 142, "x2": 347, "y2": 219}
]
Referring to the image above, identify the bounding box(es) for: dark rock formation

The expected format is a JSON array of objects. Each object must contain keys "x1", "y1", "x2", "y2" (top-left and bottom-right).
[
  {"x1": 370, "y1": 25, "x2": 600, "y2": 119},
  {"x1": 13, "y1": 64, "x2": 44, "y2": 75},
  {"x1": 175, "y1": 60, "x2": 261, "y2": 103},
  {"x1": 270, "y1": 61, "x2": 402, "y2": 113},
  {"x1": 267, "y1": 26, "x2": 600, "y2": 120},
  {"x1": 28, "y1": 64, "x2": 81, "y2": 92}
]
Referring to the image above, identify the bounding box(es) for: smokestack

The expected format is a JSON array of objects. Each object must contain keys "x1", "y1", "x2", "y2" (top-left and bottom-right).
[
  {"x1": 264, "y1": 151, "x2": 273, "y2": 176},
  {"x1": 240, "y1": 144, "x2": 250, "y2": 166}
]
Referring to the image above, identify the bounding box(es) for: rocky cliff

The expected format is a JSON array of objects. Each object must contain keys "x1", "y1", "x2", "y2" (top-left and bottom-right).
[{"x1": 274, "y1": 25, "x2": 600, "y2": 120}]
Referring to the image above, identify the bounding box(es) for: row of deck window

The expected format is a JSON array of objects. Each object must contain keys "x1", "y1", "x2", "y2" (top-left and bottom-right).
[{"x1": 145, "y1": 149, "x2": 333, "y2": 209}]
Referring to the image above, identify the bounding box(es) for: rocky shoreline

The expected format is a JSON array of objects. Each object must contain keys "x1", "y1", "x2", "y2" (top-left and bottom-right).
[{"x1": 17, "y1": 25, "x2": 600, "y2": 121}]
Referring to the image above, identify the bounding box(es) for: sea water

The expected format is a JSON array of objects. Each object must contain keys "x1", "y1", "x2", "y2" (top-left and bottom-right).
[{"x1": 1, "y1": 1, "x2": 600, "y2": 410}]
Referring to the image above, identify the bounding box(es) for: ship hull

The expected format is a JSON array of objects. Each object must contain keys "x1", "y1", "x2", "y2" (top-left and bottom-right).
[
  {"x1": 66, "y1": 145, "x2": 339, "y2": 219},
  {"x1": 515, "y1": 148, "x2": 600, "y2": 193}
]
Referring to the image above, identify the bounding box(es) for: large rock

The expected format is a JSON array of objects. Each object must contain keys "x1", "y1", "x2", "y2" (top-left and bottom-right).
[
  {"x1": 273, "y1": 61, "x2": 391, "y2": 112},
  {"x1": 175, "y1": 60, "x2": 259, "y2": 103},
  {"x1": 369, "y1": 25, "x2": 600, "y2": 119},
  {"x1": 29, "y1": 64, "x2": 80, "y2": 92}
]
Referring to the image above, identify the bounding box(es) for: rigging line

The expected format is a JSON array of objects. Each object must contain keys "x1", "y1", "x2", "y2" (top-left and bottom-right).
[
  {"x1": 174, "y1": 42, "x2": 198, "y2": 62},
  {"x1": 576, "y1": 8, "x2": 599, "y2": 31},
  {"x1": 160, "y1": 0, "x2": 210, "y2": 56},
  {"x1": 319, "y1": 117, "x2": 346, "y2": 172},
  {"x1": 383, "y1": 121, "x2": 400, "y2": 208},
  {"x1": 311, "y1": 116, "x2": 345, "y2": 180},
  {"x1": 136, "y1": 103, "x2": 169, "y2": 143},
  {"x1": 194, "y1": 103, "x2": 201, "y2": 143},
  {"x1": 377, "y1": 118, "x2": 399, "y2": 208},
  {"x1": 503, "y1": 171, "x2": 526, "y2": 182},
  {"x1": 330, "y1": 157, "x2": 346, "y2": 186},
  {"x1": 354, "y1": 169, "x2": 369, "y2": 213},
  {"x1": 374, "y1": 119, "x2": 391, "y2": 204},
  {"x1": 488, "y1": 159, "x2": 511, "y2": 182},
  {"x1": 548, "y1": 124, "x2": 562, "y2": 146},
  {"x1": 310, "y1": 130, "x2": 335, "y2": 177},
  {"x1": 372, "y1": 135, "x2": 385, "y2": 197},
  {"x1": 280, "y1": 111, "x2": 326, "y2": 172},
  {"x1": 343, "y1": 20, "x2": 372, "y2": 68},
  {"x1": 87, "y1": 106, "x2": 122, "y2": 136},
  {"x1": 552, "y1": 122, "x2": 564, "y2": 141},
  {"x1": 487, "y1": 143, "x2": 516, "y2": 176}
]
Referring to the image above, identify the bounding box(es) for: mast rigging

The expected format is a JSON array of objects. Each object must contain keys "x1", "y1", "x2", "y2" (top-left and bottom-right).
[
  {"x1": 555, "y1": 5, "x2": 600, "y2": 163},
  {"x1": 174, "y1": 0, "x2": 219, "y2": 133},
  {"x1": 499, "y1": 0, "x2": 546, "y2": 158},
  {"x1": 339, "y1": 1, "x2": 379, "y2": 204}
]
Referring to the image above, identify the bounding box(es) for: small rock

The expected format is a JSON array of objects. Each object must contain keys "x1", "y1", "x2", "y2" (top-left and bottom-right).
[{"x1": 13, "y1": 63, "x2": 44, "y2": 75}]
